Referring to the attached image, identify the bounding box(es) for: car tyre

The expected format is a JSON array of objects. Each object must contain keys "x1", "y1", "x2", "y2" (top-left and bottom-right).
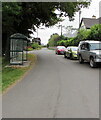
[
  {"x1": 70, "y1": 54, "x2": 73, "y2": 60},
  {"x1": 79, "y1": 55, "x2": 84, "y2": 64},
  {"x1": 64, "y1": 52, "x2": 67, "y2": 58},
  {"x1": 90, "y1": 57, "x2": 97, "y2": 68}
]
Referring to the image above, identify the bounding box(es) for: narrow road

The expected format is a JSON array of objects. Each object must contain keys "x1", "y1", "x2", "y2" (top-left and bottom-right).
[{"x1": 3, "y1": 48, "x2": 99, "y2": 118}]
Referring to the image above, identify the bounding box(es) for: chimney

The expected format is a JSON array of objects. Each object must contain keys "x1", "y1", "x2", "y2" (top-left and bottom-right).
[{"x1": 92, "y1": 15, "x2": 96, "y2": 19}]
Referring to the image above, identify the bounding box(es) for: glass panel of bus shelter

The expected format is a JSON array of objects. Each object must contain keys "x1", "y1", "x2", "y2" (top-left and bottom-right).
[
  {"x1": 23, "y1": 40, "x2": 27, "y2": 61},
  {"x1": 10, "y1": 39, "x2": 23, "y2": 65}
]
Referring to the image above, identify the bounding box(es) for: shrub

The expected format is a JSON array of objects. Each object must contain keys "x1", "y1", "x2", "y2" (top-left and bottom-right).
[
  {"x1": 48, "y1": 34, "x2": 61, "y2": 47},
  {"x1": 57, "y1": 40, "x2": 65, "y2": 46},
  {"x1": 27, "y1": 48, "x2": 33, "y2": 51},
  {"x1": 89, "y1": 24, "x2": 101, "y2": 41},
  {"x1": 27, "y1": 46, "x2": 33, "y2": 51},
  {"x1": 31, "y1": 43, "x2": 42, "y2": 49}
]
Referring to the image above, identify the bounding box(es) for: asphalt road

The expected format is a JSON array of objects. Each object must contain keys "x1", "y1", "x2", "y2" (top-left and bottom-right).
[{"x1": 3, "y1": 48, "x2": 99, "y2": 118}]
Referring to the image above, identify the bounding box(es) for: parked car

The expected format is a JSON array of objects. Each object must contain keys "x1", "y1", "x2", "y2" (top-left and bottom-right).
[
  {"x1": 64, "y1": 46, "x2": 78, "y2": 59},
  {"x1": 77, "y1": 40, "x2": 101, "y2": 68},
  {"x1": 55, "y1": 46, "x2": 66, "y2": 55}
]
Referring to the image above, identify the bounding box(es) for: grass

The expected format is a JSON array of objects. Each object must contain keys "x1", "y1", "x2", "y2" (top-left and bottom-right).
[
  {"x1": 2, "y1": 67, "x2": 26, "y2": 91},
  {"x1": 27, "y1": 47, "x2": 42, "y2": 51},
  {"x1": 48, "y1": 48, "x2": 56, "y2": 50},
  {"x1": 2, "y1": 53, "x2": 36, "y2": 92}
]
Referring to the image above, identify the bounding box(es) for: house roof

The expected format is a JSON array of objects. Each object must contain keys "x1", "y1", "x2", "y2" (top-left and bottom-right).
[{"x1": 80, "y1": 17, "x2": 101, "y2": 29}]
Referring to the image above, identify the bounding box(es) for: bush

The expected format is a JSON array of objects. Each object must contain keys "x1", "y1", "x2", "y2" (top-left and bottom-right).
[
  {"x1": 49, "y1": 24, "x2": 101, "y2": 47},
  {"x1": 57, "y1": 40, "x2": 66, "y2": 46},
  {"x1": 27, "y1": 47, "x2": 33, "y2": 51},
  {"x1": 27, "y1": 46, "x2": 33, "y2": 51},
  {"x1": 48, "y1": 34, "x2": 61, "y2": 47},
  {"x1": 89, "y1": 24, "x2": 101, "y2": 41},
  {"x1": 31, "y1": 43, "x2": 42, "y2": 49}
]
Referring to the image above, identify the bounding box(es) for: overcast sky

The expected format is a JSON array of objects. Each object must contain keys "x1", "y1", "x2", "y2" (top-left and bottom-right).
[{"x1": 31, "y1": 0, "x2": 101, "y2": 45}]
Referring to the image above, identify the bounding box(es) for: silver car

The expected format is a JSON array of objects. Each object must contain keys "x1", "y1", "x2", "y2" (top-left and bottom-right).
[{"x1": 77, "y1": 40, "x2": 101, "y2": 68}]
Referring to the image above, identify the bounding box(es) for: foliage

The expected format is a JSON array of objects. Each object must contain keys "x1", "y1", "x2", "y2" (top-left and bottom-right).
[
  {"x1": 31, "y1": 43, "x2": 42, "y2": 49},
  {"x1": 2, "y1": 2, "x2": 90, "y2": 60},
  {"x1": 2, "y1": 3, "x2": 90, "y2": 41},
  {"x1": 77, "y1": 29, "x2": 91, "y2": 40},
  {"x1": 48, "y1": 47, "x2": 56, "y2": 50},
  {"x1": 27, "y1": 46, "x2": 33, "y2": 51},
  {"x1": 2, "y1": 2, "x2": 21, "y2": 34},
  {"x1": 2, "y1": 54, "x2": 36, "y2": 92},
  {"x1": 88, "y1": 24, "x2": 101, "y2": 41},
  {"x1": 57, "y1": 40, "x2": 66, "y2": 46},
  {"x1": 48, "y1": 34, "x2": 69, "y2": 47},
  {"x1": 2, "y1": 67, "x2": 26, "y2": 91},
  {"x1": 57, "y1": 24, "x2": 101, "y2": 47},
  {"x1": 48, "y1": 34, "x2": 61, "y2": 46},
  {"x1": 57, "y1": 37, "x2": 77, "y2": 47}
]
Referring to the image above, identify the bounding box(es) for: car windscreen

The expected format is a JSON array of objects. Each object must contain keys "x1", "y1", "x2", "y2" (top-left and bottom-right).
[
  {"x1": 90, "y1": 43, "x2": 101, "y2": 50},
  {"x1": 58, "y1": 47, "x2": 65, "y2": 49},
  {"x1": 71, "y1": 47, "x2": 78, "y2": 51}
]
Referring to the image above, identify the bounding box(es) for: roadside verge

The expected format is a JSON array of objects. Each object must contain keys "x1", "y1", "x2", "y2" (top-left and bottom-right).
[{"x1": 2, "y1": 53, "x2": 37, "y2": 94}]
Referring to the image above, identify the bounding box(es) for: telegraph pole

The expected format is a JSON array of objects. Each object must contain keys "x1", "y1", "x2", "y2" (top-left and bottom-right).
[
  {"x1": 79, "y1": 10, "x2": 81, "y2": 28},
  {"x1": 60, "y1": 25, "x2": 62, "y2": 37},
  {"x1": 37, "y1": 27, "x2": 38, "y2": 38}
]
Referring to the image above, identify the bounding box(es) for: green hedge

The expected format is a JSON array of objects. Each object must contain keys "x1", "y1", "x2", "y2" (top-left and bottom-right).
[
  {"x1": 49, "y1": 24, "x2": 101, "y2": 47},
  {"x1": 58, "y1": 24, "x2": 101, "y2": 47},
  {"x1": 31, "y1": 43, "x2": 42, "y2": 49}
]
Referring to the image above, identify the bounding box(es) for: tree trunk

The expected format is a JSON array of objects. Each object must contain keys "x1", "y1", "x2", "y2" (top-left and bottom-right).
[{"x1": 5, "y1": 34, "x2": 10, "y2": 62}]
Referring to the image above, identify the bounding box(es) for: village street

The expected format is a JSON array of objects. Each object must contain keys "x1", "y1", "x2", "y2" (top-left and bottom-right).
[{"x1": 3, "y1": 48, "x2": 99, "y2": 118}]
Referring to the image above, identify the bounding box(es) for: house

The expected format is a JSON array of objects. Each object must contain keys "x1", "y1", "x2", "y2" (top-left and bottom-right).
[
  {"x1": 79, "y1": 16, "x2": 101, "y2": 29},
  {"x1": 32, "y1": 37, "x2": 41, "y2": 45}
]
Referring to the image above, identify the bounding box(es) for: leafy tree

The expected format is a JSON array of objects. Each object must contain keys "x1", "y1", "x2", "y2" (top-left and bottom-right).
[
  {"x1": 77, "y1": 29, "x2": 91, "y2": 40},
  {"x1": 89, "y1": 24, "x2": 101, "y2": 41},
  {"x1": 31, "y1": 43, "x2": 42, "y2": 49},
  {"x1": 2, "y1": 2, "x2": 90, "y2": 60},
  {"x1": 48, "y1": 34, "x2": 60, "y2": 46},
  {"x1": 2, "y1": 3, "x2": 22, "y2": 59}
]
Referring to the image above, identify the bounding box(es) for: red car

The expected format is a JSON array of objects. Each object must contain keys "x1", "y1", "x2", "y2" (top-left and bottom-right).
[{"x1": 55, "y1": 46, "x2": 66, "y2": 55}]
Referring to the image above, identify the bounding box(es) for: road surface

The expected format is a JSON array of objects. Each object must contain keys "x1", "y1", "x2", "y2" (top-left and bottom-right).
[{"x1": 3, "y1": 48, "x2": 99, "y2": 118}]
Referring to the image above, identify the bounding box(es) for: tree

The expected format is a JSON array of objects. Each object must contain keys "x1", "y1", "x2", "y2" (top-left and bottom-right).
[
  {"x1": 2, "y1": 2, "x2": 90, "y2": 60},
  {"x1": 89, "y1": 24, "x2": 101, "y2": 41},
  {"x1": 2, "y1": 3, "x2": 22, "y2": 59},
  {"x1": 48, "y1": 34, "x2": 60, "y2": 46},
  {"x1": 76, "y1": 29, "x2": 91, "y2": 40}
]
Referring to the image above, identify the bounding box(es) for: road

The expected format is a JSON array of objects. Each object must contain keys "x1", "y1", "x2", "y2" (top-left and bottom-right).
[{"x1": 3, "y1": 48, "x2": 99, "y2": 118}]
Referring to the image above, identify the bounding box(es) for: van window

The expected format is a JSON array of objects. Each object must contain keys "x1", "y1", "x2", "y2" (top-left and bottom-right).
[{"x1": 80, "y1": 43, "x2": 85, "y2": 50}]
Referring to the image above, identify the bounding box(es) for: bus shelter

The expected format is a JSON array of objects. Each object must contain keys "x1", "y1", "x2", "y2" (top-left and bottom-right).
[{"x1": 10, "y1": 33, "x2": 28, "y2": 65}]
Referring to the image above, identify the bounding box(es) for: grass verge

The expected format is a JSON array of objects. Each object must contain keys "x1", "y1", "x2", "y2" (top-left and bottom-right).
[
  {"x1": 2, "y1": 53, "x2": 36, "y2": 92},
  {"x1": 48, "y1": 47, "x2": 56, "y2": 50}
]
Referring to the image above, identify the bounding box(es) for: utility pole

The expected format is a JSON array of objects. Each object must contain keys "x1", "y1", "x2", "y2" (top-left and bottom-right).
[
  {"x1": 79, "y1": 10, "x2": 81, "y2": 28},
  {"x1": 37, "y1": 27, "x2": 38, "y2": 38},
  {"x1": 58, "y1": 25, "x2": 64, "y2": 38},
  {"x1": 56, "y1": 24, "x2": 65, "y2": 38},
  {"x1": 60, "y1": 25, "x2": 62, "y2": 37}
]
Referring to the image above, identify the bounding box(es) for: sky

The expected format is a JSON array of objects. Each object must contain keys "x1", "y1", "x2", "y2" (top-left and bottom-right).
[{"x1": 31, "y1": 0, "x2": 101, "y2": 45}]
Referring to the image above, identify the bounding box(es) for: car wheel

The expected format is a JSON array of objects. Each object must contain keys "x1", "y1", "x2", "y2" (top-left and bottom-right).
[
  {"x1": 57, "y1": 52, "x2": 59, "y2": 55},
  {"x1": 67, "y1": 55, "x2": 69, "y2": 59},
  {"x1": 70, "y1": 54, "x2": 73, "y2": 60},
  {"x1": 79, "y1": 55, "x2": 84, "y2": 63},
  {"x1": 64, "y1": 52, "x2": 67, "y2": 58},
  {"x1": 90, "y1": 57, "x2": 97, "y2": 68}
]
